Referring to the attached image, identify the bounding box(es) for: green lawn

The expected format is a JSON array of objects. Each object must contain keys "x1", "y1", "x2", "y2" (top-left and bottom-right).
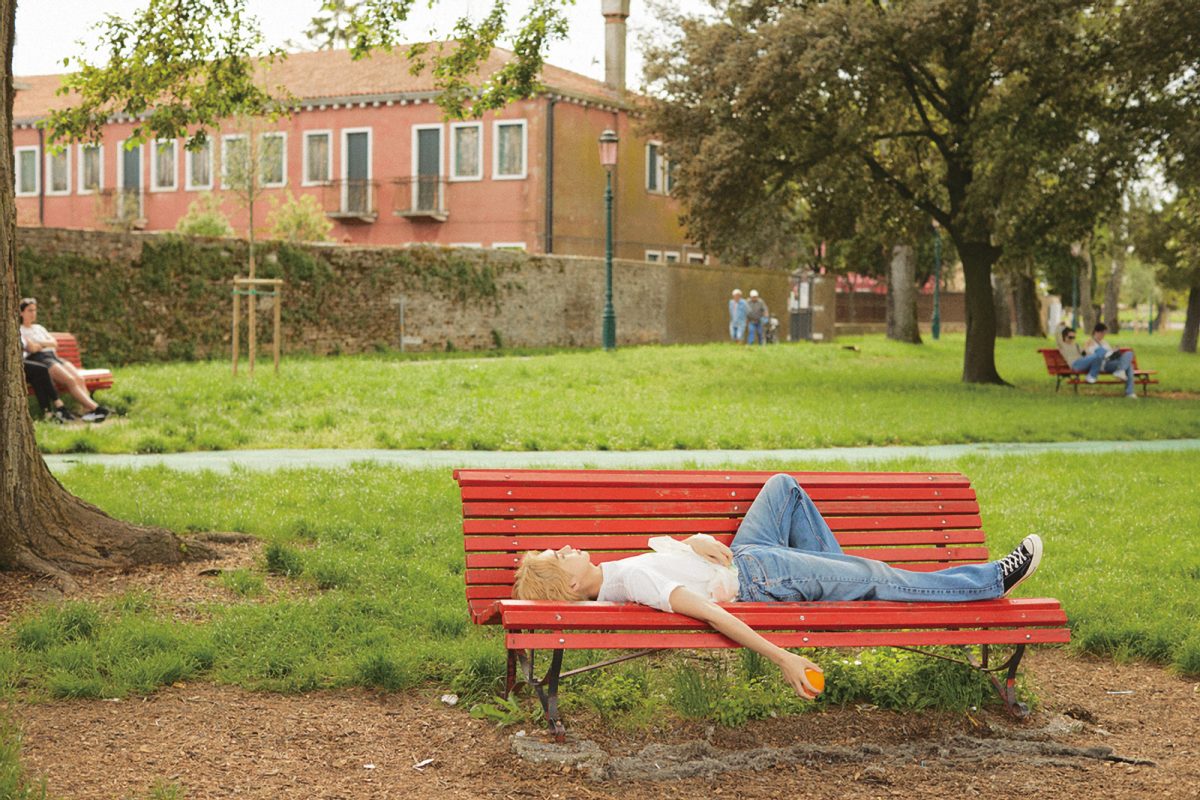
[
  {"x1": 34, "y1": 332, "x2": 1200, "y2": 455},
  {"x1": 3, "y1": 452, "x2": 1196, "y2": 724}
]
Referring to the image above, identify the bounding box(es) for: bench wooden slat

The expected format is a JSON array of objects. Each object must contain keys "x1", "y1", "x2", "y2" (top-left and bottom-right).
[
  {"x1": 463, "y1": 499, "x2": 980, "y2": 517},
  {"x1": 464, "y1": 530, "x2": 987, "y2": 552},
  {"x1": 467, "y1": 546, "x2": 990, "y2": 571},
  {"x1": 460, "y1": 486, "x2": 979, "y2": 502},
  {"x1": 508, "y1": 629, "x2": 1072, "y2": 650},
  {"x1": 454, "y1": 469, "x2": 972, "y2": 488}
]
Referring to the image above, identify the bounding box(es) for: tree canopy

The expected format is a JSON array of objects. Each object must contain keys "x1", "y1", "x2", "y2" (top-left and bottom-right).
[{"x1": 644, "y1": 0, "x2": 1200, "y2": 383}]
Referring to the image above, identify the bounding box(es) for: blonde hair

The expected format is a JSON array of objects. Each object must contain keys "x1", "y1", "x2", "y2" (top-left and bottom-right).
[{"x1": 512, "y1": 551, "x2": 582, "y2": 601}]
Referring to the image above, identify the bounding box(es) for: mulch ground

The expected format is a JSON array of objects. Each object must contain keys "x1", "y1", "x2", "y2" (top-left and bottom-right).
[{"x1": 3, "y1": 546, "x2": 1199, "y2": 799}]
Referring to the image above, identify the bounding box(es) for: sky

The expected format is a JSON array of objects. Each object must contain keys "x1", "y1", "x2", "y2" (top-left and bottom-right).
[{"x1": 14, "y1": 1, "x2": 712, "y2": 87}]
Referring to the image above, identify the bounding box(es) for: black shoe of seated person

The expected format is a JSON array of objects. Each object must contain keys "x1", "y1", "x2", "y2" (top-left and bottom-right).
[
  {"x1": 999, "y1": 534, "x2": 1043, "y2": 597},
  {"x1": 52, "y1": 407, "x2": 81, "y2": 423}
]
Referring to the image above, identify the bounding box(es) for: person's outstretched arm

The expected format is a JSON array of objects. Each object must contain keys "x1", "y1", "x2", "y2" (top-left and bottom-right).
[{"x1": 668, "y1": 586, "x2": 822, "y2": 699}]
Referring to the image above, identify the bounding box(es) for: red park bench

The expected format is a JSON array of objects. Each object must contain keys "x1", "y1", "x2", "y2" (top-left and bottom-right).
[
  {"x1": 454, "y1": 468, "x2": 1070, "y2": 740},
  {"x1": 1038, "y1": 348, "x2": 1156, "y2": 396},
  {"x1": 24, "y1": 332, "x2": 114, "y2": 398}
]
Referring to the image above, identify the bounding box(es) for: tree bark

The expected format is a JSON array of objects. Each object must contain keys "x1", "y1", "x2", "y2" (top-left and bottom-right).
[
  {"x1": 992, "y1": 272, "x2": 1013, "y2": 339},
  {"x1": 1104, "y1": 238, "x2": 1126, "y2": 332},
  {"x1": 1077, "y1": 237, "x2": 1098, "y2": 332},
  {"x1": 958, "y1": 241, "x2": 1007, "y2": 384},
  {"x1": 886, "y1": 244, "x2": 922, "y2": 344},
  {"x1": 1181, "y1": 283, "x2": 1200, "y2": 354},
  {"x1": 0, "y1": 1, "x2": 213, "y2": 588},
  {"x1": 1012, "y1": 269, "x2": 1044, "y2": 337}
]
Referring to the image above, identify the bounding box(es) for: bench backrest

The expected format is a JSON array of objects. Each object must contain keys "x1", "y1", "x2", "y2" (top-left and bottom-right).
[
  {"x1": 49, "y1": 333, "x2": 85, "y2": 369},
  {"x1": 454, "y1": 469, "x2": 987, "y2": 624}
]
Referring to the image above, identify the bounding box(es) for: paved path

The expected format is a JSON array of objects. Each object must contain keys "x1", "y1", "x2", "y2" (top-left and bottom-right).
[{"x1": 42, "y1": 439, "x2": 1200, "y2": 474}]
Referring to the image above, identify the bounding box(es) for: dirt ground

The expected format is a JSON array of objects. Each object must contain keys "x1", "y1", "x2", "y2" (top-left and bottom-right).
[{"x1": 4, "y1": 547, "x2": 1199, "y2": 800}]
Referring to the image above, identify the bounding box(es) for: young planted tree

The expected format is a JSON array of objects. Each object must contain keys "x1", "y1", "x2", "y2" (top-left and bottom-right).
[
  {"x1": 645, "y1": 0, "x2": 1193, "y2": 383},
  {"x1": 2, "y1": 0, "x2": 571, "y2": 583}
]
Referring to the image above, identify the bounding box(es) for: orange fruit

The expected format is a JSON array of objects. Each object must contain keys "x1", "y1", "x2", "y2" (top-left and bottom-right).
[{"x1": 805, "y1": 668, "x2": 825, "y2": 694}]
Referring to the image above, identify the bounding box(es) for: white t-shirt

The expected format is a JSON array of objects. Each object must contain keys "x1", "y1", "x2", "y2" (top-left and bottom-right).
[
  {"x1": 19, "y1": 324, "x2": 54, "y2": 356},
  {"x1": 596, "y1": 535, "x2": 739, "y2": 613}
]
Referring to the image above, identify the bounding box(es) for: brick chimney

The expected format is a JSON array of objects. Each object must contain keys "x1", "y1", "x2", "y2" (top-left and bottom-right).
[{"x1": 602, "y1": 0, "x2": 631, "y2": 95}]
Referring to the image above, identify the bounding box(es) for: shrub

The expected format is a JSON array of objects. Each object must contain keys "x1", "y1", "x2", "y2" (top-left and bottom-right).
[
  {"x1": 176, "y1": 193, "x2": 233, "y2": 238},
  {"x1": 268, "y1": 192, "x2": 333, "y2": 243},
  {"x1": 264, "y1": 542, "x2": 304, "y2": 578}
]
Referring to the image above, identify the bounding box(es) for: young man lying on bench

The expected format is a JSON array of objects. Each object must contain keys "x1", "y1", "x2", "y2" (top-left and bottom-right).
[{"x1": 513, "y1": 473, "x2": 1043, "y2": 700}]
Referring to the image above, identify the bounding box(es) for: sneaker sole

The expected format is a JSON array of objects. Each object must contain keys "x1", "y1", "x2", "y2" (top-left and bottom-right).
[{"x1": 1003, "y1": 534, "x2": 1043, "y2": 597}]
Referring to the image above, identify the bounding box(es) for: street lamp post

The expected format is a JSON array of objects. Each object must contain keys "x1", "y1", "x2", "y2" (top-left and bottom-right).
[
  {"x1": 931, "y1": 220, "x2": 943, "y2": 341},
  {"x1": 599, "y1": 129, "x2": 619, "y2": 350}
]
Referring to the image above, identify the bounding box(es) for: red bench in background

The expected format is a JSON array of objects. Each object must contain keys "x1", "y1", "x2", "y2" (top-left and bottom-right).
[
  {"x1": 454, "y1": 469, "x2": 1069, "y2": 740},
  {"x1": 1038, "y1": 348, "x2": 1156, "y2": 395},
  {"x1": 24, "y1": 332, "x2": 114, "y2": 397}
]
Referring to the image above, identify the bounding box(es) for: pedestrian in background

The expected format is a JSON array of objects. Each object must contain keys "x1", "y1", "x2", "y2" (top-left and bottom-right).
[
  {"x1": 728, "y1": 289, "x2": 748, "y2": 343},
  {"x1": 745, "y1": 290, "x2": 769, "y2": 345}
]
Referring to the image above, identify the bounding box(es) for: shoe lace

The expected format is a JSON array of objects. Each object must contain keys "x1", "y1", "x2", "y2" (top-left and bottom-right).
[{"x1": 998, "y1": 545, "x2": 1028, "y2": 577}]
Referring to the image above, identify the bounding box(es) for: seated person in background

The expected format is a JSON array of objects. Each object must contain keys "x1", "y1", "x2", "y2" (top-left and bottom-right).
[
  {"x1": 23, "y1": 357, "x2": 77, "y2": 422},
  {"x1": 18, "y1": 297, "x2": 110, "y2": 420},
  {"x1": 1058, "y1": 322, "x2": 1137, "y2": 398},
  {"x1": 513, "y1": 473, "x2": 1043, "y2": 700}
]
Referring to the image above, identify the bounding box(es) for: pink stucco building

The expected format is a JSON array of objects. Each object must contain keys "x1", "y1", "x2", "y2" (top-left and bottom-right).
[{"x1": 12, "y1": 39, "x2": 701, "y2": 263}]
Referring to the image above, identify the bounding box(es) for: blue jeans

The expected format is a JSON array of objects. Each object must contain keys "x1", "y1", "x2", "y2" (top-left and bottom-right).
[
  {"x1": 746, "y1": 321, "x2": 764, "y2": 345},
  {"x1": 730, "y1": 323, "x2": 744, "y2": 341},
  {"x1": 1101, "y1": 350, "x2": 1136, "y2": 395},
  {"x1": 731, "y1": 474, "x2": 1003, "y2": 602},
  {"x1": 1071, "y1": 351, "x2": 1107, "y2": 380}
]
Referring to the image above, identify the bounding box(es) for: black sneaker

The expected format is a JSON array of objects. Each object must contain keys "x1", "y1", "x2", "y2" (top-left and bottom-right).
[
  {"x1": 92, "y1": 405, "x2": 111, "y2": 419},
  {"x1": 51, "y1": 407, "x2": 79, "y2": 423},
  {"x1": 999, "y1": 535, "x2": 1043, "y2": 596}
]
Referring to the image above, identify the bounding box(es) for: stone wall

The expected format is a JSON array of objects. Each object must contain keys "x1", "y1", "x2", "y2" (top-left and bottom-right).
[{"x1": 15, "y1": 227, "x2": 792, "y2": 365}]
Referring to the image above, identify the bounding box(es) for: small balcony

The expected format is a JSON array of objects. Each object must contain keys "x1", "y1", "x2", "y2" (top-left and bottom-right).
[
  {"x1": 96, "y1": 188, "x2": 146, "y2": 230},
  {"x1": 393, "y1": 176, "x2": 448, "y2": 222},
  {"x1": 320, "y1": 179, "x2": 379, "y2": 223}
]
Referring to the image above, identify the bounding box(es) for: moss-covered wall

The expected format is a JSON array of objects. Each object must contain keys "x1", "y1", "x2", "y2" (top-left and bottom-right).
[{"x1": 16, "y1": 227, "x2": 788, "y2": 365}]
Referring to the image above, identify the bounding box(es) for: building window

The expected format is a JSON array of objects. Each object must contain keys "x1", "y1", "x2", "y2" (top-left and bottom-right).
[
  {"x1": 493, "y1": 242, "x2": 526, "y2": 251},
  {"x1": 493, "y1": 120, "x2": 527, "y2": 180},
  {"x1": 664, "y1": 251, "x2": 680, "y2": 264},
  {"x1": 450, "y1": 122, "x2": 482, "y2": 181},
  {"x1": 151, "y1": 139, "x2": 177, "y2": 191},
  {"x1": 185, "y1": 140, "x2": 213, "y2": 190},
  {"x1": 221, "y1": 134, "x2": 248, "y2": 188},
  {"x1": 303, "y1": 130, "x2": 332, "y2": 185},
  {"x1": 260, "y1": 132, "x2": 286, "y2": 188},
  {"x1": 46, "y1": 148, "x2": 70, "y2": 195},
  {"x1": 645, "y1": 250, "x2": 662, "y2": 263},
  {"x1": 78, "y1": 144, "x2": 102, "y2": 194},
  {"x1": 15, "y1": 147, "x2": 39, "y2": 196},
  {"x1": 646, "y1": 141, "x2": 673, "y2": 195},
  {"x1": 686, "y1": 252, "x2": 705, "y2": 264}
]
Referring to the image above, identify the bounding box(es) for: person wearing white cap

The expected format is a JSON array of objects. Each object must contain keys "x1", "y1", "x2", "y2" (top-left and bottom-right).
[
  {"x1": 745, "y1": 289, "x2": 769, "y2": 345},
  {"x1": 728, "y1": 289, "x2": 748, "y2": 343}
]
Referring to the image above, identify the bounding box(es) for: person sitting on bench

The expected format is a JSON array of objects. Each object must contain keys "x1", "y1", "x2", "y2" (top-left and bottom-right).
[
  {"x1": 19, "y1": 297, "x2": 109, "y2": 420},
  {"x1": 1057, "y1": 322, "x2": 1137, "y2": 398},
  {"x1": 513, "y1": 473, "x2": 1043, "y2": 700},
  {"x1": 23, "y1": 357, "x2": 77, "y2": 422}
]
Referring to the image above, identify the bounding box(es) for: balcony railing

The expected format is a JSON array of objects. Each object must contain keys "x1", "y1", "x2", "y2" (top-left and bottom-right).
[
  {"x1": 393, "y1": 176, "x2": 448, "y2": 222},
  {"x1": 95, "y1": 188, "x2": 146, "y2": 230},
  {"x1": 320, "y1": 179, "x2": 379, "y2": 223}
]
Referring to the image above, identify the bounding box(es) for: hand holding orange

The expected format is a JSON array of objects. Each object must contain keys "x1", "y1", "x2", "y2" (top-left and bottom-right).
[{"x1": 805, "y1": 668, "x2": 825, "y2": 695}]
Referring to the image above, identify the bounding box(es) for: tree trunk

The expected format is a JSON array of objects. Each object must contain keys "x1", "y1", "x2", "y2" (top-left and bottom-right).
[
  {"x1": 886, "y1": 244, "x2": 922, "y2": 344},
  {"x1": 1104, "y1": 238, "x2": 1126, "y2": 332},
  {"x1": 992, "y1": 272, "x2": 1013, "y2": 339},
  {"x1": 1012, "y1": 269, "x2": 1044, "y2": 337},
  {"x1": 1153, "y1": 303, "x2": 1170, "y2": 334},
  {"x1": 1181, "y1": 282, "x2": 1200, "y2": 354},
  {"x1": 0, "y1": 2, "x2": 213, "y2": 588},
  {"x1": 958, "y1": 241, "x2": 1007, "y2": 384},
  {"x1": 1078, "y1": 237, "x2": 1097, "y2": 332}
]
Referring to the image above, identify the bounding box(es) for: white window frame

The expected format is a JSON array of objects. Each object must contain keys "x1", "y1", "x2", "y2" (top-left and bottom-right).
[
  {"x1": 302, "y1": 129, "x2": 333, "y2": 186},
  {"x1": 492, "y1": 119, "x2": 528, "y2": 180},
  {"x1": 221, "y1": 134, "x2": 248, "y2": 189},
  {"x1": 259, "y1": 131, "x2": 287, "y2": 189},
  {"x1": 340, "y1": 127, "x2": 373, "y2": 212},
  {"x1": 149, "y1": 138, "x2": 178, "y2": 192},
  {"x1": 492, "y1": 242, "x2": 527, "y2": 251},
  {"x1": 45, "y1": 147, "x2": 71, "y2": 196},
  {"x1": 450, "y1": 242, "x2": 484, "y2": 248},
  {"x1": 184, "y1": 139, "x2": 214, "y2": 191},
  {"x1": 664, "y1": 251, "x2": 681, "y2": 264},
  {"x1": 14, "y1": 146, "x2": 39, "y2": 197},
  {"x1": 686, "y1": 252, "x2": 706, "y2": 265},
  {"x1": 449, "y1": 121, "x2": 483, "y2": 182},
  {"x1": 411, "y1": 123, "x2": 444, "y2": 211},
  {"x1": 77, "y1": 143, "x2": 104, "y2": 195},
  {"x1": 644, "y1": 250, "x2": 662, "y2": 263},
  {"x1": 646, "y1": 140, "x2": 671, "y2": 195}
]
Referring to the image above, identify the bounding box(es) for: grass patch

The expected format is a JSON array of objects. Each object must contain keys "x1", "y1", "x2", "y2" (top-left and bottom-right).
[
  {"x1": 0, "y1": 717, "x2": 48, "y2": 800},
  {"x1": 1, "y1": 451, "x2": 1195, "y2": 723},
  {"x1": 32, "y1": 333, "x2": 1200, "y2": 454}
]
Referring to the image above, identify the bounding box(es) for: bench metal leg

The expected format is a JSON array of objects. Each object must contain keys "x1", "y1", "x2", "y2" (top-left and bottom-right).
[
  {"x1": 513, "y1": 648, "x2": 567, "y2": 742},
  {"x1": 968, "y1": 644, "x2": 1029, "y2": 718}
]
